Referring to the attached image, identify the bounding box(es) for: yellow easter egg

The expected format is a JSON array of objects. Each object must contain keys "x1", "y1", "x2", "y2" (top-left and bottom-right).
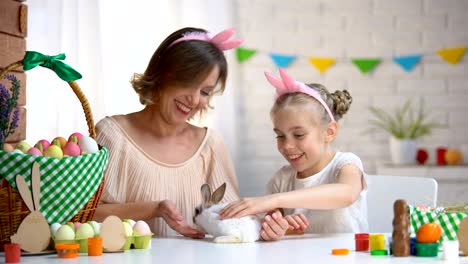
[
  {"x1": 44, "y1": 145, "x2": 64, "y2": 159},
  {"x1": 444, "y1": 149, "x2": 463, "y2": 165}
]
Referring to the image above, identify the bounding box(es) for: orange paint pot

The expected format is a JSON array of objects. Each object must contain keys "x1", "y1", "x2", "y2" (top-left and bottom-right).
[
  {"x1": 88, "y1": 237, "x2": 103, "y2": 256},
  {"x1": 55, "y1": 243, "x2": 79, "y2": 258}
]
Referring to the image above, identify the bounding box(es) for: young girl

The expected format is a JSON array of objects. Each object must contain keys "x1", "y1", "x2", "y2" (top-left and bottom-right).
[{"x1": 221, "y1": 69, "x2": 368, "y2": 238}]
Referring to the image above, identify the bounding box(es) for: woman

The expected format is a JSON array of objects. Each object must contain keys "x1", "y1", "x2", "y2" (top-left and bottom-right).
[{"x1": 94, "y1": 27, "x2": 242, "y2": 238}]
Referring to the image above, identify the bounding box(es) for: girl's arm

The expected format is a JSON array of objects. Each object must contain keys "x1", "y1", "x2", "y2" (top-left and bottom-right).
[
  {"x1": 275, "y1": 164, "x2": 363, "y2": 209},
  {"x1": 221, "y1": 164, "x2": 364, "y2": 219}
]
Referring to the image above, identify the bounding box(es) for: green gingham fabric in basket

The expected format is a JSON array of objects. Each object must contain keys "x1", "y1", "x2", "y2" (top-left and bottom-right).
[
  {"x1": 409, "y1": 205, "x2": 468, "y2": 241},
  {"x1": 0, "y1": 147, "x2": 108, "y2": 224}
]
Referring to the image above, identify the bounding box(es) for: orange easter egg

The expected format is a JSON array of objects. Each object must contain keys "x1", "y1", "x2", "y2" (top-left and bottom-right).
[
  {"x1": 444, "y1": 149, "x2": 463, "y2": 165},
  {"x1": 416, "y1": 223, "x2": 442, "y2": 243},
  {"x1": 3, "y1": 143, "x2": 14, "y2": 152},
  {"x1": 52, "y1": 136, "x2": 67, "y2": 149}
]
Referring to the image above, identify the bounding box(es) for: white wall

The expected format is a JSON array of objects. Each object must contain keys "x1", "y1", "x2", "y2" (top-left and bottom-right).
[{"x1": 233, "y1": 0, "x2": 468, "y2": 196}]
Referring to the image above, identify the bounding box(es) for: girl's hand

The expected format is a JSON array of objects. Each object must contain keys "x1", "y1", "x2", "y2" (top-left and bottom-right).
[
  {"x1": 261, "y1": 210, "x2": 289, "y2": 241},
  {"x1": 220, "y1": 196, "x2": 276, "y2": 219},
  {"x1": 285, "y1": 213, "x2": 309, "y2": 233},
  {"x1": 158, "y1": 200, "x2": 205, "y2": 239}
]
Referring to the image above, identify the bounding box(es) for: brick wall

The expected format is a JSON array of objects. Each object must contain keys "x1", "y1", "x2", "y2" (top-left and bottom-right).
[
  {"x1": 0, "y1": 0, "x2": 27, "y2": 146},
  {"x1": 234, "y1": 0, "x2": 468, "y2": 196}
]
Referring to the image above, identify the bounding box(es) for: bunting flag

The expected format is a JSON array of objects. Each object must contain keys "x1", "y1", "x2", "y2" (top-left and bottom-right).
[
  {"x1": 437, "y1": 47, "x2": 466, "y2": 65},
  {"x1": 308, "y1": 58, "x2": 336, "y2": 73},
  {"x1": 236, "y1": 47, "x2": 257, "y2": 63},
  {"x1": 393, "y1": 54, "x2": 422, "y2": 72},
  {"x1": 269, "y1": 53, "x2": 296, "y2": 68},
  {"x1": 351, "y1": 58, "x2": 381, "y2": 74},
  {"x1": 235, "y1": 45, "x2": 467, "y2": 75}
]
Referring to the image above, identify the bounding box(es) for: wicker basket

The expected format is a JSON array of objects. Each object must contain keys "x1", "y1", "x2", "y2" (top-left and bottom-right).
[{"x1": 0, "y1": 58, "x2": 107, "y2": 249}]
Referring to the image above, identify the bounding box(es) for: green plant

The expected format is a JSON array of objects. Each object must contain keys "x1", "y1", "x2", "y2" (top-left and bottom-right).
[{"x1": 368, "y1": 99, "x2": 440, "y2": 139}]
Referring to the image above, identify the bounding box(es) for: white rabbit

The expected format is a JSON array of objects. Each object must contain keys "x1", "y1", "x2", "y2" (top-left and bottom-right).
[
  {"x1": 193, "y1": 183, "x2": 262, "y2": 243},
  {"x1": 10, "y1": 162, "x2": 51, "y2": 253}
]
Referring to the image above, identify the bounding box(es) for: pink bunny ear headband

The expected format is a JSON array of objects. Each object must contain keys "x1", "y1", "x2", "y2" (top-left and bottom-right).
[
  {"x1": 264, "y1": 69, "x2": 336, "y2": 122},
  {"x1": 167, "y1": 28, "x2": 243, "y2": 51}
]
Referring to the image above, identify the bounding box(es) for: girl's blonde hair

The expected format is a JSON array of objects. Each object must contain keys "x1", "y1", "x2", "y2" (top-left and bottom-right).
[{"x1": 270, "y1": 83, "x2": 353, "y2": 124}]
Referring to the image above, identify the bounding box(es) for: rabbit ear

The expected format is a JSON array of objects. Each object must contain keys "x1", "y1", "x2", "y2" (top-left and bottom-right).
[
  {"x1": 31, "y1": 162, "x2": 41, "y2": 211},
  {"x1": 201, "y1": 184, "x2": 212, "y2": 206},
  {"x1": 15, "y1": 174, "x2": 35, "y2": 211},
  {"x1": 211, "y1": 183, "x2": 226, "y2": 204}
]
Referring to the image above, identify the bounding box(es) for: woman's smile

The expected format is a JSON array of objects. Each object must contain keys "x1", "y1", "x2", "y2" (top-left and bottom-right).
[{"x1": 175, "y1": 100, "x2": 192, "y2": 115}]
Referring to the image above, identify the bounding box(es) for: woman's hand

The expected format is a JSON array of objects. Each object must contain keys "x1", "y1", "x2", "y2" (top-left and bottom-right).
[
  {"x1": 220, "y1": 195, "x2": 277, "y2": 219},
  {"x1": 158, "y1": 200, "x2": 205, "y2": 239},
  {"x1": 261, "y1": 210, "x2": 289, "y2": 241},
  {"x1": 285, "y1": 213, "x2": 309, "y2": 233}
]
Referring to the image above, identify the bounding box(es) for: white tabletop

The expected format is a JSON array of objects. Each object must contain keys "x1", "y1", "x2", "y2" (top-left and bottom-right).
[{"x1": 5, "y1": 233, "x2": 468, "y2": 264}]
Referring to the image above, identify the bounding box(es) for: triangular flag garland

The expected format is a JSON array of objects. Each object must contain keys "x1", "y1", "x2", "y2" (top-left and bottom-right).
[
  {"x1": 236, "y1": 47, "x2": 256, "y2": 63},
  {"x1": 235, "y1": 45, "x2": 467, "y2": 75},
  {"x1": 351, "y1": 59, "x2": 381, "y2": 74},
  {"x1": 269, "y1": 53, "x2": 297, "y2": 68},
  {"x1": 308, "y1": 58, "x2": 336, "y2": 74},
  {"x1": 437, "y1": 47, "x2": 466, "y2": 65},
  {"x1": 393, "y1": 54, "x2": 422, "y2": 72}
]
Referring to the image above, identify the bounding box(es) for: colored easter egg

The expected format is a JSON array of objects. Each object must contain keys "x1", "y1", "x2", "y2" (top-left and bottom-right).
[
  {"x1": 2, "y1": 143, "x2": 14, "y2": 152},
  {"x1": 27, "y1": 147, "x2": 43, "y2": 156},
  {"x1": 78, "y1": 136, "x2": 99, "y2": 154},
  {"x1": 63, "y1": 141, "x2": 81, "y2": 156}
]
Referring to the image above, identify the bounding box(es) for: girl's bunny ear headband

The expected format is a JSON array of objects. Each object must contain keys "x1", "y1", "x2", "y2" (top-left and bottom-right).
[
  {"x1": 264, "y1": 68, "x2": 336, "y2": 122},
  {"x1": 167, "y1": 28, "x2": 243, "y2": 51}
]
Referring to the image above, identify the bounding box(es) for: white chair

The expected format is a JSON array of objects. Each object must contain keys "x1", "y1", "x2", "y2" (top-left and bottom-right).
[{"x1": 366, "y1": 174, "x2": 438, "y2": 233}]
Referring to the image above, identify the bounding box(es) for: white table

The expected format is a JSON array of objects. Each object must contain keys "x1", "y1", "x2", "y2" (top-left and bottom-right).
[{"x1": 6, "y1": 233, "x2": 468, "y2": 264}]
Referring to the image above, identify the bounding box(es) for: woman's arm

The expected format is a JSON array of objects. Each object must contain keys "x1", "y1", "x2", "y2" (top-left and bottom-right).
[
  {"x1": 94, "y1": 200, "x2": 205, "y2": 239},
  {"x1": 94, "y1": 201, "x2": 159, "y2": 222},
  {"x1": 221, "y1": 164, "x2": 364, "y2": 218}
]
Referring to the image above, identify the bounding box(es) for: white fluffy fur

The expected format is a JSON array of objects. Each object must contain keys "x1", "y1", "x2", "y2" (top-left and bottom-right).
[{"x1": 194, "y1": 203, "x2": 262, "y2": 243}]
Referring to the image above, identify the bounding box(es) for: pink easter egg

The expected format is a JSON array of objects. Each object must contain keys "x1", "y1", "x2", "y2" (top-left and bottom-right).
[
  {"x1": 37, "y1": 139, "x2": 51, "y2": 150},
  {"x1": 74, "y1": 222, "x2": 82, "y2": 230},
  {"x1": 68, "y1": 132, "x2": 84, "y2": 142},
  {"x1": 63, "y1": 141, "x2": 81, "y2": 156},
  {"x1": 26, "y1": 147, "x2": 43, "y2": 156}
]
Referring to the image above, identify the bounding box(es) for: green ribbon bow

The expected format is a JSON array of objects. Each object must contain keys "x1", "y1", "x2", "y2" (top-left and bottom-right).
[{"x1": 22, "y1": 51, "x2": 82, "y2": 82}]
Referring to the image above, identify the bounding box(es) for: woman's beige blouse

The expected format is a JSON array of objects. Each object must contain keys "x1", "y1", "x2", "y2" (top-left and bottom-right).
[{"x1": 95, "y1": 117, "x2": 240, "y2": 236}]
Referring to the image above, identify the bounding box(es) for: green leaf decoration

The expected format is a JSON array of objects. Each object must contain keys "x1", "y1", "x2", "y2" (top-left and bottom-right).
[
  {"x1": 351, "y1": 58, "x2": 381, "y2": 74},
  {"x1": 236, "y1": 48, "x2": 257, "y2": 63}
]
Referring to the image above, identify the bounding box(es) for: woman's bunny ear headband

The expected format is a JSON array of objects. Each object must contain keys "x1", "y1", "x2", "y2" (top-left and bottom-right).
[
  {"x1": 264, "y1": 68, "x2": 336, "y2": 122},
  {"x1": 167, "y1": 28, "x2": 243, "y2": 51}
]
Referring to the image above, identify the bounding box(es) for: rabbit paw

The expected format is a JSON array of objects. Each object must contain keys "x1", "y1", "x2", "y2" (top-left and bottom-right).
[{"x1": 213, "y1": 235, "x2": 242, "y2": 243}]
